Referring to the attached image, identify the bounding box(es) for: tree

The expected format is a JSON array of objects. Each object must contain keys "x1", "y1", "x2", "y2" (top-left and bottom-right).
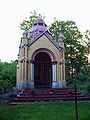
[
  {"x1": 0, "y1": 60, "x2": 17, "y2": 92},
  {"x1": 19, "y1": 12, "x2": 87, "y2": 83},
  {"x1": 82, "y1": 30, "x2": 90, "y2": 63},
  {"x1": 83, "y1": 30, "x2": 90, "y2": 52},
  {"x1": 20, "y1": 11, "x2": 44, "y2": 31},
  {"x1": 49, "y1": 19, "x2": 86, "y2": 73}
]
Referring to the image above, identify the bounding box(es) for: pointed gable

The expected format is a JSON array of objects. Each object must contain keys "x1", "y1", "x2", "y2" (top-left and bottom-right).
[
  {"x1": 28, "y1": 31, "x2": 60, "y2": 50},
  {"x1": 28, "y1": 34, "x2": 60, "y2": 56}
]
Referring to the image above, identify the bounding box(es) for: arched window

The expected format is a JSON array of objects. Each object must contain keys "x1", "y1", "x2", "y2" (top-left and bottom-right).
[{"x1": 38, "y1": 22, "x2": 44, "y2": 26}]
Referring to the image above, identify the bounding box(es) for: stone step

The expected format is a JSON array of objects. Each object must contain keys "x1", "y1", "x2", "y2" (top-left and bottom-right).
[
  {"x1": 13, "y1": 96, "x2": 90, "y2": 102},
  {"x1": 12, "y1": 88, "x2": 90, "y2": 103}
]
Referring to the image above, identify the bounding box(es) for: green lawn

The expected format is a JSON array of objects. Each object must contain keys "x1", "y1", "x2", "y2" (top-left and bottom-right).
[{"x1": 0, "y1": 101, "x2": 90, "y2": 120}]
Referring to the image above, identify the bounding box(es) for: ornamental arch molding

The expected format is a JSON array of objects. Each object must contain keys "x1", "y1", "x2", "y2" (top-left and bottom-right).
[{"x1": 31, "y1": 48, "x2": 56, "y2": 61}]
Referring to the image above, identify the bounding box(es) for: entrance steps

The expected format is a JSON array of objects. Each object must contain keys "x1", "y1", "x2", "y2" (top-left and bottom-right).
[{"x1": 13, "y1": 88, "x2": 90, "y2": 103}]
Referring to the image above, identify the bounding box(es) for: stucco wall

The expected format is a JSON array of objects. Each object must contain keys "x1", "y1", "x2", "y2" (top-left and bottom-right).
[
  {"x1": 16, "y1": 34, "x2": 66, "y2": 89},
  {"x1": 28, "y1": 35, "x2": 61, "y2": 82}
]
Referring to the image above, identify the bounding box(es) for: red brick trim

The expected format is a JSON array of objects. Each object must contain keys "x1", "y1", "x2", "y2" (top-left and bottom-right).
[
  {"x1": 30, "y1": 60, "x2": 34, "y2": 64},
  {"x1": 52, "y1": 61, "x2": 57, "y2": 65}
]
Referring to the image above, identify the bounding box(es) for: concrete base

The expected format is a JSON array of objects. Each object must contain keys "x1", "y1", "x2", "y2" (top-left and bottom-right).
[
  {"x1": 28, "y1": 81, "x2": 34, "y2": 88},
  {"x1": 16, "y1": 81, "x2": 35, "y2": 89},
  {"x1": 16, "y1": 81, "x2": 66, "y2": 89},
  {"x1": 52, "y1": 81, "x2": 58, "y2": 88},
  {"x1": 52, "y1": 81, "x2": 66, "y2": 88},
  {"x1": 16, "y1": 81, "x2": 29, "y2": 89},
  {"x1": 58, "y1": 81, "x2": 66, "y2": 88}
]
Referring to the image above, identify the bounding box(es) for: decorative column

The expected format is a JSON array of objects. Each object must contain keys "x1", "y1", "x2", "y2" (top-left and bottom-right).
[
  {"x1": 16, "y1": 64, "x2": 20, "y2": 89},
  {"x1": 59, "y1": 59, "x2": 66, "y2": 87},
  {"x1": 58, "y1": 33, "x2": 66, "y2": 88},
  {"x1": 18, "y1": 60, "x2": 24, "y2": 88},
  {"x1": 60, "y1": 61, "x2": 62, "y2": 81},
  {"x1": 30, "y1": 60, "x2": 34, "y2": 88},
  {"x1": 62, "y1": 61, "x2": 65, "y2": 81},
  {"x1": 60, "y1": 59, "x2": 65, "y2": 81},
  {"x1": 24, "y1": 58, "x2": 29, "y2": 87},
  {"x1": 23, "y1": 60, "x2": 25, "y2": 80},
  {"x1": 63, "y1": 62, "x2": 65, "y2": 80},
  {"x1": 52, "y1": 61, "x2": 57, "y2": 88},
  {"x1": 20, "y1": 61, "x2": 23, "y2": 81},
  {"x1": 25, "y1": 48, "x2": 29, "y2": 86},
  {"x1": 22, "y1": 60, "x2": 26, "y2": 88},
  {"x1": 25, "y1": 59, "x2": 28, "y2": 81}
]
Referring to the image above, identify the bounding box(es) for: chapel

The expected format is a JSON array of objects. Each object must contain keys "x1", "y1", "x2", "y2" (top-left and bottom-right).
[{"x1": 16, "y1": 17, "x2": 66, "y2": 89}]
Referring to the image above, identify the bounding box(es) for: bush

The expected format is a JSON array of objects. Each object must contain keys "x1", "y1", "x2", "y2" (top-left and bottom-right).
[
  {"x1": 74, "y1": 73, "x2": 88, "y2": 81},
  {"x1": 0, "y1": 79, "x2": 12, "y2": 92},
  {"x1": 87, "y1": 83, "x2": 90, "y2": 94}
]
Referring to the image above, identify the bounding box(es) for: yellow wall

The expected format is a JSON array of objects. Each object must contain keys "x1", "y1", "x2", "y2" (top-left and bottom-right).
[
  {"x1": 28, "y1": 35, "x2": 60, "y2": 60},
  {"x1": 17, "y1": 34, "x2": 66, "y2": 88},
  {"x1": 28, "y1": 35, "x2": 61, "y2": 82}
]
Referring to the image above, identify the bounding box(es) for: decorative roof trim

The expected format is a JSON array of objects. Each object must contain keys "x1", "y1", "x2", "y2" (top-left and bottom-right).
[{"x1": 28, "y1": 31, "x2": 61, "y2": 50}]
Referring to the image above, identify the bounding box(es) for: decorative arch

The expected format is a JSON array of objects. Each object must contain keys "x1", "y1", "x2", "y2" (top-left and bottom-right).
[
  {"x1": 30, "y1": 48, "x2": 57, "y2": 88},
  {"x1": 31, "y1": 48, "x2": 56, "y2": 61}
]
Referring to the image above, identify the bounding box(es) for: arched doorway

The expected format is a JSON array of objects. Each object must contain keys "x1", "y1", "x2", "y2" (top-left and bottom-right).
[{"x1": 34, "y1": 52, "x2": 52, "y2": 88}]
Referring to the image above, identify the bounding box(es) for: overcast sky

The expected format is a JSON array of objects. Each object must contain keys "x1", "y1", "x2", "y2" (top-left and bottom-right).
[{"x1": 0, "y1": 0, "x2": 90, "y2": 62}]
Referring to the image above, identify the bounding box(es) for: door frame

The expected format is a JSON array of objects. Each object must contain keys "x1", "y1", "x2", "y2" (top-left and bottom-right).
[
  {"x1": 34, "y1": 52, "x2": 52, "y2": 88},
  {"x1": 30, "y1": 48, "x2": 57, "y2": 88}
]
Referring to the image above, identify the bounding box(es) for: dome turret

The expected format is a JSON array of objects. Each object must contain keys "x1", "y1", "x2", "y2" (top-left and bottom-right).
[
  {"x1": 26, "y1": 17, "x2": 52, "y2": 40},
  {"x1": 30, "y1": 17, "x2": 48, "y2": 32}
]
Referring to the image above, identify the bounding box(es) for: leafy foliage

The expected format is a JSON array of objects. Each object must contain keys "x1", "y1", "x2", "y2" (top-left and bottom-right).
[
  {"x1": 19, "y1": 11, "x2": 90, "y2": 85},
  {"x1": 20, "y1": 11, "x2": 44, "y2": 31},
  {"x1": 74, "y1": 65, "x2": 90, "y2": 81},
  {"x1": 0, "y1": 60, "x2": 17, "y2": 92},
  {"x1": 49, "y1": 19, "x2": 86, "y2": 72},
  {"x1": 87, "y1": 83, "x2": 90, "y2": 94},
  {"x1": 82, "y1": 30, "x2": 90, "y2": 63},
  {"x1": 0, "y1": 79, "x2": 12, "y2": 92},
  {"x1": 83, "y1": 30, "x2": 90, "y2": 52}
]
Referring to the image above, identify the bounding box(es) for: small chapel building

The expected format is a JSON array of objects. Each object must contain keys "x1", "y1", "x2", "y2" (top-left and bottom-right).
[{"x1": 16, "y1": 17, "x2": 66, "y2": 89}]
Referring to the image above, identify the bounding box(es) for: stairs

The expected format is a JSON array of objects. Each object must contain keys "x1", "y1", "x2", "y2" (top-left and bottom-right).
[{"x1": 12, "y1": 88, "x2": 90, "y2": 103}]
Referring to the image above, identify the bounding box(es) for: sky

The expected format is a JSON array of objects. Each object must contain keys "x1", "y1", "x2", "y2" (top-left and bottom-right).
[{"x1": 0, "y1": 0, "x2": 90, "y2": 62}]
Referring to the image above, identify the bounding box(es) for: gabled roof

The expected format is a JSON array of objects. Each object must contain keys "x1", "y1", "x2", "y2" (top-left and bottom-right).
[{"x1": 27, "y1": 30, "x2": 61, "y2": 50}]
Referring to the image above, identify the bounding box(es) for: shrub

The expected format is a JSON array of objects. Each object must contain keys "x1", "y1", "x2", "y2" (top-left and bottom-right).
[
  {"x1": 0, "y1": 79, "x2": 12, "y2": 92},
  {"x1": 74, "y1": 73, "x2": 88, "y2": 81},
  {"x1": 87, "y1": 83, "x2": 90, "y2": 94}
]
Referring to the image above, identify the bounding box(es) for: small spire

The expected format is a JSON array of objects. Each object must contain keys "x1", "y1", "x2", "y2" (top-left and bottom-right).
[
  {"x1": 58, "y1": 33, "x2": 64, "y2": 40},
  {"x1": 58, "y1": 33, "x2": 64, "y2": 49},
  {"x1": 38, "y1": 14, "x2": 42, "y2": 18},
  {"x1": 23, "y1": 29, "x2": 28, "y2": 35}
]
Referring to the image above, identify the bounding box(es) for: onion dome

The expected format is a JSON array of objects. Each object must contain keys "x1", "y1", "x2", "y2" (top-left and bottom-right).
[
  {"x1": 26, "y1": 17, "x2": 48, "y2": 40},
  {"x1": 30, "y1": 17, "x2": 48, "y2": 32}
]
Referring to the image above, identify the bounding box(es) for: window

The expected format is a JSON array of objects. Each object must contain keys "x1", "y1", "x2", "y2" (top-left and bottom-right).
[
  {"x1": 35, "y1": 29, "x2": 39, "y2": 34},
  {"x1": 38, "y1": 22, "x2": 43, "y2": 26},
  {"x1": 45, "y1": 24, "x2": 47, "y2": 27},
  {"x1": 34, "y1": 23, "x2": 37, "y2": 26}
]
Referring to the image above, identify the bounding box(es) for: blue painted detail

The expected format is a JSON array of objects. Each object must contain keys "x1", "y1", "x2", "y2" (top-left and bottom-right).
[
  {"x1": 16, "y1": 81, "x2": 66, "y2": 89},
  {"x1": 58, "y1": 81, "x2": 66, "y2": 88},
  {"x1": 52, "y1": 81, "x2": 66, "y2": 88},
  {"x1": 52, "y1": 81, "x2": 58, "y2": 88},
  {"x1": 28, "y1": 82, "x2": 34, "y2": 88},
  {"x1": 16, "y1": 81, "x2": 29, "y2": 89},
  {"x1": 16, "y1": 81, "x2": 35, "y2": 89}
]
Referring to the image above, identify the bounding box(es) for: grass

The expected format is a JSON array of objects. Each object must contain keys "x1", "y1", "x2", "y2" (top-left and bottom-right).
[{"x1": 0, "y1": 101, "x2": 90, "y2": 120}]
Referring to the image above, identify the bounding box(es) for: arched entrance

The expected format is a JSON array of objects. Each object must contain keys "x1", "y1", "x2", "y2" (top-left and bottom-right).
[{"x1": 34, "y1": 52, "x2": 52, "y2": 88}]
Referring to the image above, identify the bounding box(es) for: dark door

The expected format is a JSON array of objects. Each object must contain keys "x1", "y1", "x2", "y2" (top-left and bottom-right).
[{"x1": 34, "y1": 52, "x2": 52, "y2": 88}]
